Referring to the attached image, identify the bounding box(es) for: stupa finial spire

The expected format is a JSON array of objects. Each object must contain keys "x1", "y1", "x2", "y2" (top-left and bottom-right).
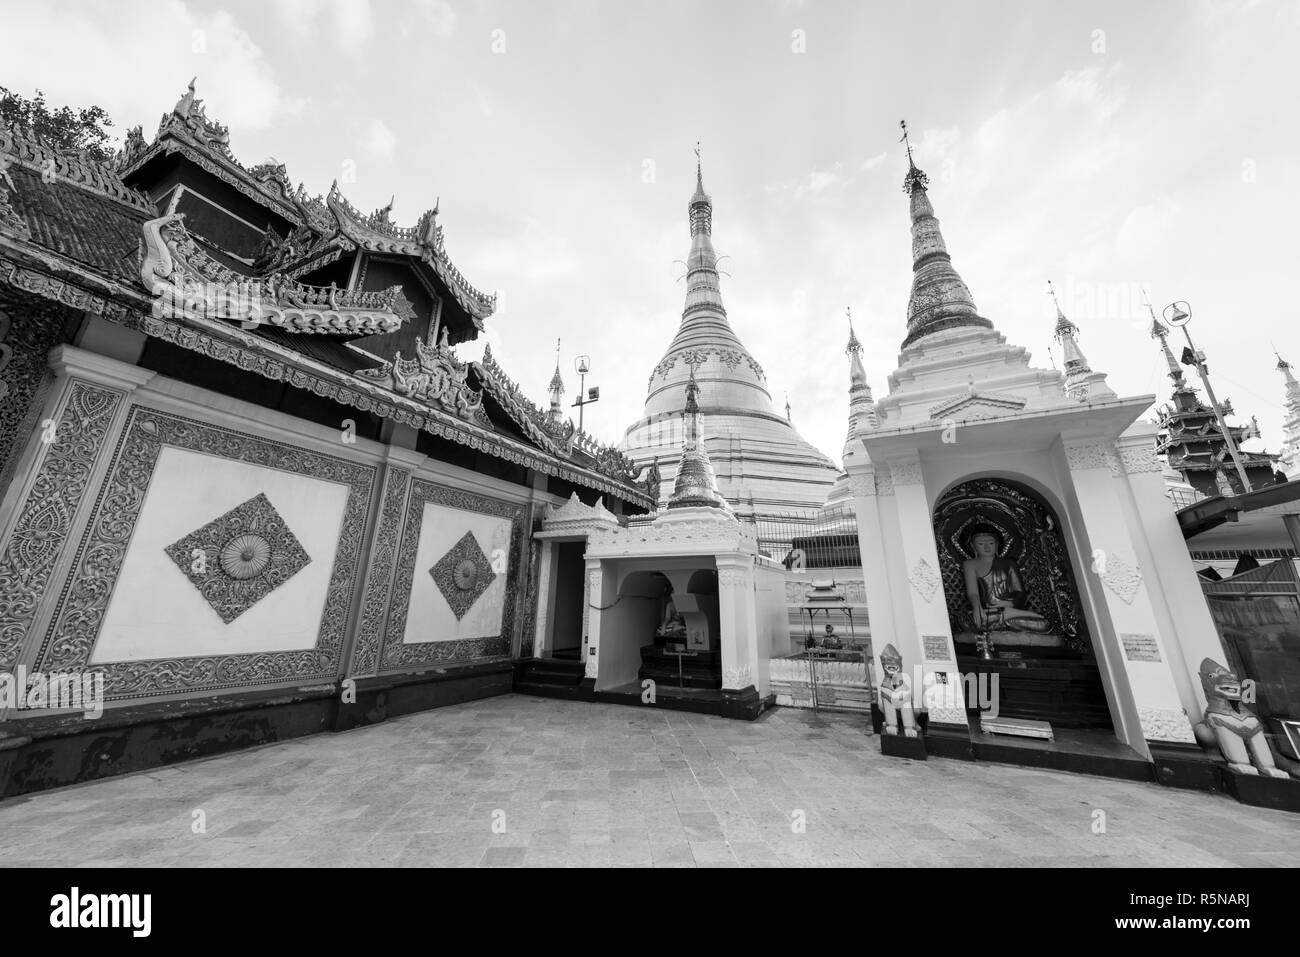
[
  {"x1": 666, "y1": 365, "x2": 730, "y2": 511},
  {"x1": 900, "y1": 119, "x2": 929, "y2": 195},
  {"x1": 899, "y1": 121, "x2": 991, "y2": 348},
  {"x1": 1146, "y1": 290, "x2": 1187, "y2": 389},
  {"x1": 547, "y1": 337, "x2": 565, "y2": 420}
]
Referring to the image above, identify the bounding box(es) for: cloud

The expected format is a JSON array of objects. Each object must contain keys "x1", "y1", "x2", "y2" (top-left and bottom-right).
[
  {"x1": 861, "y1": 152, "x2": 888, "y2": 171},
  {"x1": 417, "y1": 0, "x2": 457, "y2": 36},
  {"x1": 1116, "y1": 202, "x2": 1181, "y2": 262},
  {"x1": 363, "y1": 118, "x2": 399, "y2": 158},
  {"x1": 0, "y1": 1, "x2": 291, "y2": 136},
  {"x1": 271, "y1": 0, "x2": 373, "y2": 54}
]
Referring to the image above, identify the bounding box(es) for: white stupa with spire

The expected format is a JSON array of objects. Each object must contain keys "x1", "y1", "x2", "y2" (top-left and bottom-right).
[
  {"x1": 620, "y1": 147, "x2": 840, "y2": 520},
  {"x1": 822, "y1": 307, "x2": 878, "y2": 513},
  {"x1": 547, "y1": 338, "x2": 565, "y2": 423},
  {"x1": 1049, "y1": 280, "x2": 1116, "y2": 403}
]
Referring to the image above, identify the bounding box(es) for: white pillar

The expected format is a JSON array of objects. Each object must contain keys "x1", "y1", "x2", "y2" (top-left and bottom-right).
[
  {"x1": 885, "y1": 453, "x2": 968, "y2": 727},
  {"x1": 532, "y1": 540, "x2": 557, "y2": 659},
  {"x1": 583, "y1": 560, "x2": 604, "y2": 683},
  {"x1": 718, "y1": 556, "x2": 758, "y2": 690},
  {"x1": 1062, "y1": 439, "x2": 1196, "y2": 750}
]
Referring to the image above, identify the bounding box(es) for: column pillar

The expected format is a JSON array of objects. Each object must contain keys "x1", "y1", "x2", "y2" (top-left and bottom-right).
[
  {"x1": 886, "y1": 453, "x2": 968, "y2": 727},
  {"x1": 1117, "y1": 432, "x2": 1223, "y2": 721},
  {"x1": 532, "y1": 540, "x2": 557, "y2": 659},
  {"x1": 717, "y1": 556, "x2": 758, "y2": 691},
  {"x1": 583, "y1": 560, "x2": 605, "y2": 685},
  {"x1": 1062, "y1": 439, "x2": 1196, "y2": 751},
  {"x1": 849, "y1": 463, "x2": 897, "y2": 673}
]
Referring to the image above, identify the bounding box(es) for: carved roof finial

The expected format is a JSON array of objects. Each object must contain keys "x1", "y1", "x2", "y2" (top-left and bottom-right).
[
  {"x1": 900, "y1": 119, "x2": 928, "y2": 194},
  {"x1": 1048, "y1": 279, "x2": 1077, "y2": 340},
  {"x1": 846, "y1": 306, "x2": 861, "y2": 356}
]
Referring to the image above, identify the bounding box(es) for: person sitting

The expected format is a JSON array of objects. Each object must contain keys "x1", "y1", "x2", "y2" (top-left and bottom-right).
[{"x1": 961, "y1": 524, "x2": 1052, "y2": 634}]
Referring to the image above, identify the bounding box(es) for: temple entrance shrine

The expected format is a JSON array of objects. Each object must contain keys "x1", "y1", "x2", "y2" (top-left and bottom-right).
[
  {"x1": 850, "y1": 139, "x2": 1230, "y2": 774},
  {"x1": 935, "y1": 478, "x2": 1111, "y2": 731}
]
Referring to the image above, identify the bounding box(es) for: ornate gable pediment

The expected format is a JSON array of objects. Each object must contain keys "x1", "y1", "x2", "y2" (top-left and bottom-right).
[
  {"x1": 540, "y1": 492, "x2": 621, "y2": 535},
  {"x1": 929, "y1": 387, "x2": 1027, "y2": 422}
]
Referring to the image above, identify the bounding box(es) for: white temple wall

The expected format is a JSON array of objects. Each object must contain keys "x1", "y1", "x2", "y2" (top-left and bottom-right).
[
  {"x1": 0, "y1": 344, "x2": 539, "y2": 718},
  {"x1": 753, "y1": 561, "x2": 788, "y2": 696}
]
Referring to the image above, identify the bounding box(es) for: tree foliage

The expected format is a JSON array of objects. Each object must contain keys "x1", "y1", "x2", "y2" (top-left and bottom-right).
[{"x1": 0, "y1": 86, "x2": 116, "y2": 161}]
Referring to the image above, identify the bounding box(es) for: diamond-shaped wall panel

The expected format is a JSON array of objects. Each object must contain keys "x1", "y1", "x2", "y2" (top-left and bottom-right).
[
  {"x1": 164, "y1": 492, "x2": 312, "y2": 624},
  {"x1": 430, "y1": 531, "x2": 496, "y2": 620}
]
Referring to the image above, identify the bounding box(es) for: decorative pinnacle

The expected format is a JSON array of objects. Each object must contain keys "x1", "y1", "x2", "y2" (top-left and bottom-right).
[
  {"x1": 1048, "y1": 280, "x2": 1077, "y2": 341},
  {"x1": 1047, "y1": 280, "x2": 1065, "y2": 319},
  {"x1": 900, "y1": 119, "x2": 929, "y2": 194},
  {"x1": 1143, "y1": 289, "x2": 1165, "y2": 337},
  {"x1": 695, "y1": 141, "x2": 701, "y2": 183},
  {"x1": 684, "y1": 365, "x2": 700, "y2": 414},
  {"x1": 846, "y1": 306, "x2": 862, "y2": 357}
]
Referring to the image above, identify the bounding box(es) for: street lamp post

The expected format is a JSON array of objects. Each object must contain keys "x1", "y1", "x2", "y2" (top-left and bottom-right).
[
  {"x1": 1161, "y1": 301, "x2": 1253, "y2": 495},
  {"x1": 572, "y1": 355, "x2": 599, "y2": 433}
]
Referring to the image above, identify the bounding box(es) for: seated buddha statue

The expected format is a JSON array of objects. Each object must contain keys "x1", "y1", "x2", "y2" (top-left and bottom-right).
[
  {"x1": 656, "y1": 592, "x2": 688, "y2": 639},
  {"x1": 961, "y1": 525, "x2": 1052, "y2": 634}
]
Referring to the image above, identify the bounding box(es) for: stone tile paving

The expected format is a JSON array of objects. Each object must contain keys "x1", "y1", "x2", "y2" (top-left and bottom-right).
[{"x1": 1, "y1": 695, "x2": 1296, "y2": 867}]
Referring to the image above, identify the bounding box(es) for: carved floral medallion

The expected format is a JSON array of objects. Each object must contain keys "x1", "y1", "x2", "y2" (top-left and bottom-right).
[{"x1": 164, "y1": 492, "x2": 312, "y2": 624}]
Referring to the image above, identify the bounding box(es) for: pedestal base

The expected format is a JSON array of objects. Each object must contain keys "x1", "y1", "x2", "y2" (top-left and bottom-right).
[{"x1": 880, "y1": 730, "x2": 928, "y2": 760}]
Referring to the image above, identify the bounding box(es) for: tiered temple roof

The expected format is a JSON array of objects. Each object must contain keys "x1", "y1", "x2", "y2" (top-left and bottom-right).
[
  {"x1": 1150, "y1": 320, "x2": 1280, "y2": 497},
  {"x1": 0, "y1": 81, "x2": 651, "y2": 508}
]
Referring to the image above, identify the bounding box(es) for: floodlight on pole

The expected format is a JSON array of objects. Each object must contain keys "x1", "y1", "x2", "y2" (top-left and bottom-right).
[
  {"x1": 1159, "y1": 300, "x2": 1252, "y2": 494},
  {"x1": 572, "y1": 354, "x2": 598, "y2": 431}
]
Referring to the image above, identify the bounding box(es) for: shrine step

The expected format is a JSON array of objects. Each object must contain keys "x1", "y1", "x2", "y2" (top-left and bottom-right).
[{"x1": 516, "y1": 658, "x2": 585, "y2": 687}]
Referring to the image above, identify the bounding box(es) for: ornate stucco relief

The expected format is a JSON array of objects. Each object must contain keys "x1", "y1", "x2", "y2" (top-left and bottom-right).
[
  {"x1": 350, "y1": 465, "x2": 412, "y2": 677},
  {"x1": 163, "y1": 492, "x2": 312, "y2": 624},
  {"x1": 35, "y1": 405, "x2": 375, "y2": 699},
  {"x1": 380, "y1": 479, "x2": 522, "y2": 670},
  {"x1": 1100, "y1": 553, "x2": 1143, "y2": 605},
  {"x1": 908, "y1": 558, "x2": 941, "y2": 603},
  {"x1": 0, "y1": 379, "x2": 123, "y2": 670},
  {"x1": 430, "y1": 530, "x2": 497, "y2": 620},
  {"x1": 1137, "y1": 706, "x2": 1197, "y2": 744},
  {"x1": 722, "y1": 663, "x2": 753, "y2": 690}
]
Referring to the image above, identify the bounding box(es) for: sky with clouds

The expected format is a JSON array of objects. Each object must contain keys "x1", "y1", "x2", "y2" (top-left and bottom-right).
[{"x1": 3, "y1": 0, "x2": 1299, "y2": 466}]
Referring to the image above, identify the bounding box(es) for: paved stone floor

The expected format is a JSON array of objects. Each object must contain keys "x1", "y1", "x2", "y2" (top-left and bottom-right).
[{"x1": 2, "y1": 695, "x2": 1297, "y2": 867}]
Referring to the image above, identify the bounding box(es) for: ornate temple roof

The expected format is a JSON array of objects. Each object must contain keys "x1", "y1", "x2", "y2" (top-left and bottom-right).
[
  {"x1": 0, "y1": 97, "x2": 650, "y2": 509},
  {"x1": 620, "y1": 159, "x2": 838, "y2": 517}
]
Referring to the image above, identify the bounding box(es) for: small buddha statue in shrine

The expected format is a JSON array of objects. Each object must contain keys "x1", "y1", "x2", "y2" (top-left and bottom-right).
[
  {"x1": 961, "y1": 524, "x2": 1052, "y2": 634},
  {"x1": 656, "y1": 590, "x2": 687, "y2": 640}
]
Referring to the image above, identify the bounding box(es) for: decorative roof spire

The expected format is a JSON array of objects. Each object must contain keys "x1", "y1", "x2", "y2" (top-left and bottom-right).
[
  {"x1": 667, "y1": 366, "x2": 730, "y2": 511},
  {"x1": 548, "y1": 337, "x2": 565, "y2": 421},
  {"x1": 899, "y1": 119, "x2": 929, "y2": 196},
  {"x1": 683, "y1": 146, "x2": 724, "y2": 316},
  {"x1": 1147, "y1": 293, "x2": 1188, "y2": 390},
  {"x1": 1045, "y1": 280, "x2": 1114, "y2": 403},
  {"x1": 898, "y1": 120, "x2": 994, "y2": 349},
  {"x1": 1277, "y1": 352, "x2": 1300, "y2": 476},
  {"x1": 844, "y1": 306, "x2": 877, "y2": 453}
]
